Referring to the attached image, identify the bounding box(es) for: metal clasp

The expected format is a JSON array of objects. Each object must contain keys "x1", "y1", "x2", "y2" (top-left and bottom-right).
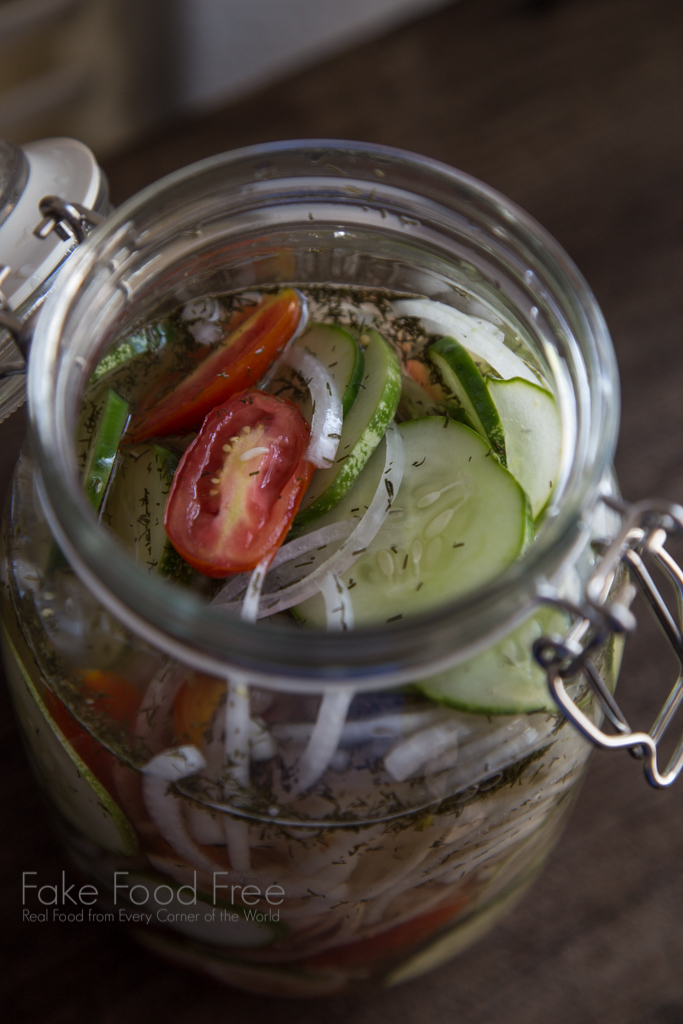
[
  {"x1": 33, "y1": 195, "x2": 104, "y2": 245},
  {"x1": 536, "y1": 497, "x2": 683, "y2": 788},
  {"x1": 0, "y1": 196, "x2": 104, "y2": 384}
]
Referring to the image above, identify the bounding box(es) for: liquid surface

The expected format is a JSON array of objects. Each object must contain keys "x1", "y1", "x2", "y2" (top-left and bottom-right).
[{"x1": 79, "y1": 285, "x2": 558, "y2": 629}]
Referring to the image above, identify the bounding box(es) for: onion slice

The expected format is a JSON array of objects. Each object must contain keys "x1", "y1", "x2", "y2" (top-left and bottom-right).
[
  {"x1": 142, "y1": 746, "x2": 216, "y2": 871},
  {"x1": 294, "y1": 688, "x2": 354, "y2": 793},
  {"x1": 271, "y1": 708, "x2": 450, "y2": 746},
  {"x1": 223, "y1": 676, "x2": 252, "y2": 871},
  {"x1": 282, "y1": 346, "x2": 343, "y2": 468},
  {"x1": 240, "y1": 554, "x2": 272, "y2": 623},
  {"x1": 384, "y1": 718, "x2": 461, "y2": 782},
  {"x1": 392, "y1": 298, "x2": 539, "y2": 384},
  {"x1": 212, "y1": 520, "x2": 354, "y2": 607}
]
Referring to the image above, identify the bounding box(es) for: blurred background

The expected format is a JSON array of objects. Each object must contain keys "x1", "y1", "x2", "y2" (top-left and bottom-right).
[{"x1": 0, "y1": 0, "x2": 452, "y2": 154}]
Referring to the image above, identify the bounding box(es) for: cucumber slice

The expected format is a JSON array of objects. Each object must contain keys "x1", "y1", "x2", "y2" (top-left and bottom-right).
[
  {"x1": 91, "y1": 317, "x2": 181, "y2": 383},
  {"x1": 428, "y1": 337, "x2": 506, "y2": 465},
  {"x1": 487, "y1": 377, "x2": 562, "y2": 519},
  {"x1": 1, "y1": 621, "x2": 138, "y2": 855},
  {"x1": 399, "y1": 357, "x2": 474, "y2": 428},
  {"x1": 271, "y1": 322, "x2": 364, "y2": 419},
  {"x1": 103, "y1": 443, "x2": 191, "y2": 582},
  {"x1": 83, "y1": 389, "x2": 129, "y2": 513},
  {"x1": 295, "y1": 417, "x2": 532, "y2": 626},
  {"x1": 292, "y1": 327, "x2": 401, "y2": 534},
  {"x1": 416, "y1": 605, "x2": 569, "y2": 714},
  {"x1": 299, "y1": 322, "x2": 365, "y2": 416}
]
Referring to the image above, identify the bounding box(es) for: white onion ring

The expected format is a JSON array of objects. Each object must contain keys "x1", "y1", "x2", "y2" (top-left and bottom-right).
[
  {"x1": 240, "y1": 554, "x2": 272, "y2": 623},
  {"x1": 384, "y1": 719, "x2": 461, "y2": 782},
  {"x1": 392, "y1": 297, "x2": 539, "y2": 384},
  {"x1": 282, "y1": 346, "x2": 343, "y2": 468},
  {"x1": 212, "y1": 520, "x2": 354, "y2": 607},
  {"x1": 141, "y1": 746, "x2": 216, "y2": 871},
  {"x1": 222, "y1": 675, "x2": 252, "y2": 872},
  {"x1": 271, "y1": 708, "x2": 450, "y2": 746},
  {"x1": 294, "y1": 688, "x2": 354, "y2": 794}
]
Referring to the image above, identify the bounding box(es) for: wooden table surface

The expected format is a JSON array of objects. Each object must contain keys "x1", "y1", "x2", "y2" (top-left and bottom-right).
[{"x1": 2, "y1": 0, "x2": 682, "y2": 1019}]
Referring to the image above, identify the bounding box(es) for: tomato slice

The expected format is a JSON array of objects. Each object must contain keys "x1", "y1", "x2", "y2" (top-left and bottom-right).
[
  {"x1": 174, "y1": 673, "x2": 225, "y2": 745},
  {"x1": 127, "y1": 288, "x2": 304, "y2": 443},
  {"x1": 44, "y1": 670, "x2": 141, "y2": 793},
  {"x1": 164, "y1": 389, "x2": 314, "y2": 577}
]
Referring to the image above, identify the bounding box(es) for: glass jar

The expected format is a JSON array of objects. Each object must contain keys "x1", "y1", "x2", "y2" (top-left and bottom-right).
[{"x1": 1, "y1": 141, "x2": 623, "y2": 996}]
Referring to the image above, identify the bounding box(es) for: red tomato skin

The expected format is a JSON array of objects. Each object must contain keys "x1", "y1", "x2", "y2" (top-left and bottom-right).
[
  {"x1": 127, "y1": 289, "x2": 303, "y2": 443},
  {"x1": 44, "y1": 671, "x2": 140, "y2": 793},
  {"x1": 164, "y1": 389, "x2": 314, "y2": 577}
]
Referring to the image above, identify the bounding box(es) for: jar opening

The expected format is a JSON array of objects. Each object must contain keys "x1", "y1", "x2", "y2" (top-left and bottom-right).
[{"x1": 27, "y1": 140, "x2": 619, "y2": 688}]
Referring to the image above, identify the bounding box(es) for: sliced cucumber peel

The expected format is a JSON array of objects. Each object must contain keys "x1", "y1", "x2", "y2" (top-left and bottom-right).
[
  {"x1": 103, "y1": 442, "x2": 192, "y2": 582},
  {"x1": 487, "y1": 377, "x2": 562, "y2": 519},
  {"x1": 295, "y1": 417, "x2": 532, "y2": 626},
  {"x1": 428, "y1": 336, "x2": 507, "y2": 466},
  {"x1": 83, "y1": 389, "x2": 129, "y2": 513},
  {"x1": 416, "y1": 605, "x2": 569, "y2": 714},
  {"x1": 91, "y1": 317, "x2": 182, "y2": 383},
  {"x1": 299, "y1": 322, "x2": 365, "y2": 417},
  {"x1": 292, "y1": 327, "x2": 401, "y2": 534},
  {"x1": 1, "y1": 621, "x2": 138, "y2": 855},
  {"x1": 392, "y1": 297, "x2": 541, "y2": 384}
]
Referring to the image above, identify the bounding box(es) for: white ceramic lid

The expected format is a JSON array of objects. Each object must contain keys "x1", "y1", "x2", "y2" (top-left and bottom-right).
[
  {"x1": 0, "y1": 136, "x2": 103, "y2": 308},
  {"x1": 0, "y1": 136, "x2": 105, "y2": 421}
]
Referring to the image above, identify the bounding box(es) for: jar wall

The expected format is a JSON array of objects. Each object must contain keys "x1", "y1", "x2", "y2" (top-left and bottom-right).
[
  {"x1": 1, "y1": 448, "x2": 612, "y2": 991},
  {"x1": 2, "y1": 143, "x2": 621, "y2": 994}
]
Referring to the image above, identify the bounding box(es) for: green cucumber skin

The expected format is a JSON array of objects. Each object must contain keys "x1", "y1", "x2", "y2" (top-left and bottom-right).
[
  {"x1": 428, "y1": 337, "x2": 507, "y2": 467},
  {"x1": 299, "y1": 322, "x2": 365, "y2": 417},
  {"x1": 1, "y1": 621, "x2": 138, "y2": 856},
  {"x1": 487, "y1": 377, "x2": 562, "y2": 520},
  {"x1": 84, "y1": 389, "x2": 130, "y2": 513},
  {"x1": 291, "y1": 328, "x2": 402, "y2": 535},
  {"x1": 104, "y1": 443, "x2": 193, "y2": 583},
  {"x1": 417, "y1": 606, "x2": 569, "y2": 715},
  {"x1": 398, "y1": 368, "x2": 475, "y2": 430},
  {"x1": 91, "y1": 317, "x2": 181, "y2": 383},
  {"x1": 295, "y1": 417, "x2": 532, "y2": 626},
  {"x1": 151, "y1": 446, "x2": 195, "y2": 583}
]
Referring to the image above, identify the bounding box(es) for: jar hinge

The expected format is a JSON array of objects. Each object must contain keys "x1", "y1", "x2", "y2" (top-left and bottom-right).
[
  {"x1": 0, "y1": 195, "x2": 104, "y2": 380},
  {"x1": 535, "y1": 496, "x2": 683, "y2": 788},
  {"x1": 33, "y1": 194, "x2": 105, "y2": 245}
]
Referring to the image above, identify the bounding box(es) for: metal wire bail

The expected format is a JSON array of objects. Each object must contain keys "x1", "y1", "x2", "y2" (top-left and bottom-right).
[
  {"x1": 0, "y1": 195, "x2": 104, "y2": 387},
  {"x1": 34, "y1": 194, "x2": 105, "y2": 245},
  {"x1": 536, "y1": 497, "x2": 683, "y2": 788}
]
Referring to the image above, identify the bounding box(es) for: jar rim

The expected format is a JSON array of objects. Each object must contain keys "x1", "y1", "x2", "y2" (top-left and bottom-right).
[{"x1": 26, "y1": 139, "x2": 620, "y2": 688}]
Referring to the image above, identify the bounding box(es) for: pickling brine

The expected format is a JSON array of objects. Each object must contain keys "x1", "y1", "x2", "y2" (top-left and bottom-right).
[{"x1": 1, "y1": 279, "x2": 618, "y2": 995}]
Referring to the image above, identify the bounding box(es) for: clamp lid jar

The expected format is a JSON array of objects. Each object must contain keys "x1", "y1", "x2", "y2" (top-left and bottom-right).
[{"x1": 1, "y1": 139, "x2": 677, "y2": 995}]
